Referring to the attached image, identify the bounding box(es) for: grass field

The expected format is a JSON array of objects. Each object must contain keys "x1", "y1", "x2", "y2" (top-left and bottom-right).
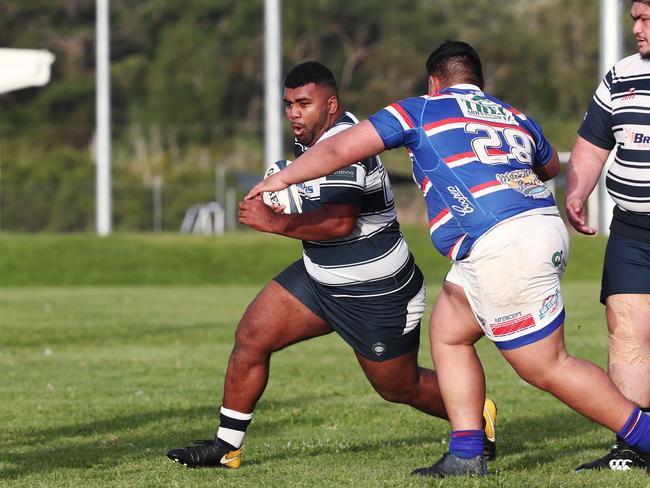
[{"x1": 1, "y1": 231, "x2": 648, "y2": 487}]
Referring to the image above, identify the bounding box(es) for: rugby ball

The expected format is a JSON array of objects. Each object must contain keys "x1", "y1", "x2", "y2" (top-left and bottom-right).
[{"x1": 262, "y1": 160, "x2": 303, "y2": 214}]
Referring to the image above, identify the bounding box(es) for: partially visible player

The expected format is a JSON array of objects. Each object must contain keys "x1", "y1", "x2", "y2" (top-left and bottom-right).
[
  {"x1": 565, "y1": 0, "x2": 650, "y2": 472},
  {"x1": 248, "y1": 42, "x2": 650, "y2": 477},
  {"x1": 166, "y1": 61, "x2": 497, "y2": 469}
]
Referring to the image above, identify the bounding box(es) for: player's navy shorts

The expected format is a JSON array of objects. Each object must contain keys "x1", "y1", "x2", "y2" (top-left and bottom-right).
[
  {"x1": 601, "y1": 231, "x2": 650, "y2": 304},
  {"x1": 274, "y1": 258, "x2": 425, "y2": 362}
]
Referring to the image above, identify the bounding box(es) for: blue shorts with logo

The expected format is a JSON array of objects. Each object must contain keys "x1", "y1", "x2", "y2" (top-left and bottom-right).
[
  {"x1": 601, "y1": 231, "x2": 650, "y2": 304},
  {"x1": 274, "y1": 258, "x2": 425, "y2": 362}
]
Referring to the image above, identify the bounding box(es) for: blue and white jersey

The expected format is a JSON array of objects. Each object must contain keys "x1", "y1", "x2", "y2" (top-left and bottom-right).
[
  {"x1": 368, "y1": 84, "x2": 558, "y2": 261},
  {"x1": 579, "y1": 53, "x2": 650, "y2": 240},
  {"x1": 295, "y1": 111, "x2": 413, "y2": 293}
]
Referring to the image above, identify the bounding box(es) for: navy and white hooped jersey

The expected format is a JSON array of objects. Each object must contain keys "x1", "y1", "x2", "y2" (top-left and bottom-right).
[
  {"x1": 368, "y1": 84, "x2": 559, "y2": 261},
  {"x1": 294, "y1": 111, "x2": 412, "y2": 293},
  {"x1": 580, "y1": 53, "x2": 650, "y2": 224}
]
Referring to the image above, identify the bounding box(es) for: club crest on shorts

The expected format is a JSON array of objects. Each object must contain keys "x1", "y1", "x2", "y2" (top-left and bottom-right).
[
  {"x1": 551, "y1": 250, "x2": 567, "y2": 273},
  {"x1": 372, "y1": 342, "x2": 387, "y2": 356}
]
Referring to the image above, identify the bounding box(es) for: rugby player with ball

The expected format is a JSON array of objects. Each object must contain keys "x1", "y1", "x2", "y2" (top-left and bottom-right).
[{"x1": 167, "y1": 61, "x2": 497, "y2": 470}]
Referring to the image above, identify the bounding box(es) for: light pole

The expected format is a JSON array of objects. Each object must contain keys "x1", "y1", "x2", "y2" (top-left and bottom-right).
[
  {"x1": 264, "y1": 0, "x2": 283, "y2": 171},
  {"x1": 96, "y1": 0, "x2": 112, "y2": 235}
]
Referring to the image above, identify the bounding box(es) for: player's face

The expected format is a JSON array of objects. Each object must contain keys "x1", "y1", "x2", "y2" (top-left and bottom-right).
[
  {"x1": 283, "y1": 83, "x2": 335, "y2": 146},
  {"x1": 632, "y1": 2, "x2": 650, "y2": 58}
]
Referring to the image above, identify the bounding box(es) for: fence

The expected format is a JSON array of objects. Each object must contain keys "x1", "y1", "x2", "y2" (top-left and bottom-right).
[
  {"x1": 0, "y1": 152, "x2": 613, "y2": 234},
  {"x1": 0, "y1": 177, "x2": 242, "y2": 233}
]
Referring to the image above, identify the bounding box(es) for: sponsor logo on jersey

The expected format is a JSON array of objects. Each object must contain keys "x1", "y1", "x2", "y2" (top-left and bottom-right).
[
  {"x1": 552, "y1": 250, "x2": 567, "y2": 273},
  {"x1": 539, "y1": 288, "x2": 560, "y2": 320},
  {"x1": 496, "y1": 169, "x2": 551, "y2": 199},
  {"x1": 625, "y1": 127, "x2": 650, "y2": 146},
  {"x1": 490, "y1": 312, "x2": 535, "y2": 337},
  {"x1": 622, "y1": 87, "x2": 636, "y2": 100},
  {"x1": 296, "y1": 182, "x2": 308, "y2": 195},
  {"x1": 459, "y1": 95, "x2": 516, "y2": 124},
  {"x1": 447, "y1": 185, "x2": 474, "y2": 215},
  {"x1": 326, "y1": 167, "x2": 357, "y2": 181}
]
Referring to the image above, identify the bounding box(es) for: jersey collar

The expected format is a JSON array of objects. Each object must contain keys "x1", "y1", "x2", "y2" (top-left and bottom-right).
[{"x1": 440, "y1": 84, "x2": 484, "y2": 96}]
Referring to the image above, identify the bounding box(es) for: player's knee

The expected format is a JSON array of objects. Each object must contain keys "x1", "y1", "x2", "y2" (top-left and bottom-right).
[
  {"x1": 512, "y1": 362, "x2": 554, "y2": 391},
  {"x1": 233, "y1": 320, "x2": 273, "y2": 357},
  {"x1": 608, "y1": 296, "x2": 650, "y2": 366},
  {"x1": 377, "y1": 389, "x2": 411, "y2": 404},
  {"x1": 372, "y1": 381, "x2": 416, "y2": 404},
  {"x1": 516, "y1": 355, "x2": 574, "y2": 392},
  {"x1": 521, "y1": 373, "x2": 551, "y2": 391}
]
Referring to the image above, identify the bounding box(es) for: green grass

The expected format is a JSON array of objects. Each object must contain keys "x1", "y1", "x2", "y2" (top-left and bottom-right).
[
  {"x1": 0, "y1": 227, "x2": 606, "y2": 286},
  {"x1": 0, "y1": 231, "x2": 301, "y2": 286},
  {"x1": 1, "y1": 282, "x2": 648, "y2": 487},
  {"x1": 1, "y1": 231, "x2": 642, "y2": 487}
]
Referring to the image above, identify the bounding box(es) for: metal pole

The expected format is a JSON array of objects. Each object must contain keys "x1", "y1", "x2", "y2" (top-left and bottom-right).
[
  {"x1": 594, "y1": 0, "x2": 624, "y2": 235},
  {"x1": 226, "y1": 188, "x2": 236, "y2": 231},
  {"x1": 215, "y1": 165, "x2": 226, "y2": 206},
  {"x1": 264, "y1": 0, "x2": 283, "y2": 170},
  {"x1": 96, "y1": 0, "x2": 112, "y2": 235},
  {"x1": 153, "y1": 175, "x2": 162, "y2": 233}
]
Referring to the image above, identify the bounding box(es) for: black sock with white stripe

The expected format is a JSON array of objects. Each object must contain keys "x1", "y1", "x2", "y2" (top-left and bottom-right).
[{"x1": 216, "y1": 407, "x2": 253, "y2": 450}]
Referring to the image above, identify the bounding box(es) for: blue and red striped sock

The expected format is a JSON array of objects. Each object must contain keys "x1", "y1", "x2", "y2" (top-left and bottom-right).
[
  {"x1": 449, "y1": 429, "x2": 484, "y2": 459},
  {"x1": 618, "y1": 407, "x2": 650, "y2": 454}
]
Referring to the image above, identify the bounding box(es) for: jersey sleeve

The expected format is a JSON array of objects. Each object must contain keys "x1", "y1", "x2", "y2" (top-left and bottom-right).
[
  {"x1": 319, "y1": 162, "x2": 367, "y2": 206},
  {"x1": 368, "y1": 104, "x2": 412, "y2": 149},
  {"x1": 523, "y1": 116, "x2": 554, "y2": 168},
  {"x1": 577, "y1": 72, "x2": 616, "y2": 150}
]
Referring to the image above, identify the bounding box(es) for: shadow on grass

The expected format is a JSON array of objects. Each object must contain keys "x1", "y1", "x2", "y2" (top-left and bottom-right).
[
  {"x1": 1, "y1": 319, "x2": 227, "y2": 349},
  {"x1": 0, "y1": 405, "x2": 200, "y2": 480},
  {"x1": 492, "y1": 409, "x2": 611, "y2": 471},
  {"x1": 0, "y1": 395, "x2": 337, "y2": 481},
  {"x1": 0, "y1": 397, "x2": 615, "y2": 481}
]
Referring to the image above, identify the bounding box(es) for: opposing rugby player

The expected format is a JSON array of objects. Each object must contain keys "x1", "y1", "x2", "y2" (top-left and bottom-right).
[{"x1": 249, "y1": 43, "x2": 650, "y2": 477}]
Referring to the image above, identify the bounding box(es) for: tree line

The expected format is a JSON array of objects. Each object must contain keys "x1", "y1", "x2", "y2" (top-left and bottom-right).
[{"x1": 0, "y1": 0, "x2": 632, "y2": 231}]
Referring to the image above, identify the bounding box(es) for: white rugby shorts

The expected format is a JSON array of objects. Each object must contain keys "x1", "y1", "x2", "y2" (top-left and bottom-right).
[{"x1": 446, "y1": 213, "x2": 569, "y2": 350}]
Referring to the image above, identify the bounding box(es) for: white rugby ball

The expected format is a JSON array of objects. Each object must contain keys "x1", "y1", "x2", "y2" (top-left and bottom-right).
[{"x1": 262, "y1": 160, "x2": 303, "y2": 214}]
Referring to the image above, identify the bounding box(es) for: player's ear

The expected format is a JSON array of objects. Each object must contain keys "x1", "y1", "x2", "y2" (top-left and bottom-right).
[
  {"x1": 427, "y1": 76, "x2": 437, "y2": 95},
  {"x1": 327, "y1": 95, "x2": 338, "y2": 114}
]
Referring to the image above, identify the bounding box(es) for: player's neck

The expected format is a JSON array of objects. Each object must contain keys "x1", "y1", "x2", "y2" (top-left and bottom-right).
[{"x1": 309, "y1": 110, "x2": 344, "y2": 147}]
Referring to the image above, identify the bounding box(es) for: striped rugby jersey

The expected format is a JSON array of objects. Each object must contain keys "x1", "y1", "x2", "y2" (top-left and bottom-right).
[
  {"x1": 294, "y1": 111, "x2": 413, "y2": 292},
  {"x1": 368, "y1": 84, "x2": 558, "y2": 261},
  {"x1": 579, "y1": 53, "x2": 650, "y2": 239}
]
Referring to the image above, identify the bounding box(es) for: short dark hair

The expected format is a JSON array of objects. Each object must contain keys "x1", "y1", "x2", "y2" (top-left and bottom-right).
[
  {"x1": 425, "y1": 40, "x2": 484, "y2": 89},
  {"x1": 284, "y1": 61, "x2": 338, "y2": 94},
  {"x1": 633, "y1": 0, "x2": 650, "y2": 6}
]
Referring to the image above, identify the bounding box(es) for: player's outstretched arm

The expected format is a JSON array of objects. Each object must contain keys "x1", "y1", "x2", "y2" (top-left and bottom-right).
[
  {"x1": 565, "y1": 136, "x2": 610, "y2": 235},
  {"x1": 246, "y1": 121, "x2": 385, "y2": 199}
]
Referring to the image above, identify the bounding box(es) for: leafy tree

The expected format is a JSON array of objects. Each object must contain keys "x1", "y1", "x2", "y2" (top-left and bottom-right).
[{"x1": 0, "y1": 0, "x2": 619, "y2": 231}]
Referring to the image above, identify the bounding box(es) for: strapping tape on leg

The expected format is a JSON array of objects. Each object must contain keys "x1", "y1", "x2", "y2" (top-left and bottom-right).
[{"x1": 608, "y1": 295, "x2": 650, "y2": 366}]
